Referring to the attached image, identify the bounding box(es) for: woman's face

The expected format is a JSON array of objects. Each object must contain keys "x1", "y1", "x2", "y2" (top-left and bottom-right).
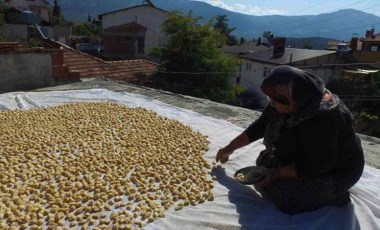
[{"x1": 268, "y1": 97, "x2": 293, "y2": 114}]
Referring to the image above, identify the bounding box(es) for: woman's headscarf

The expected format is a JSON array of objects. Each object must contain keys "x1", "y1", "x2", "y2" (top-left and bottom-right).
[
  {"x1": 258, "y1": 65, "x2": 351, "y2": 151},
  {"x1": 260, "y1": 65, "x2": 326, "y2": 112}
]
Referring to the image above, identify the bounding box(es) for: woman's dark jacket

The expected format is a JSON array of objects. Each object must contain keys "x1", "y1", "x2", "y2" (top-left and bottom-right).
[{"x1": 245, "y1": 101, "x2": 364, "y2": 195}]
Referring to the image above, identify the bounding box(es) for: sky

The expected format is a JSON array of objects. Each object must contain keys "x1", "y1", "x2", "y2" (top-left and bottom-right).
[{"x1": 196, "y1": 0, "x2": 380, "y2": 17}]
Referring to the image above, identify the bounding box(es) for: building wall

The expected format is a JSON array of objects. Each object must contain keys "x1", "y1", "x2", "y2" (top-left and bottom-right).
[
  {"x1": 52, "y1": 25, "x2": 71, "y2": 45},
  {"x1": 0, "y1": 52, "x2": 54, "y2": 93},
  {"x1": 3, "y1": 24, "x2": 70, "y2": 45},
  {"x1": 353, "y1": 50, "x2": 380, "y2": 63},
  {"x1": 3, "y1": 23, "x2": 28, "y2": 40},
  {"x1": 236, "y1": 54, "x2": 338, "y2": 107},
  {"x1": 102, "y1": 6, "x2": 168, "y2": 57},
  {"x1": 6, "y1": 0, "x2": 50, "y2": 21},
  {"x1": 291, "y1": 55, "x2": 338, "y2": 83},
  {"x1": 237, "y1": 61, "x2": 276, "y2": 107},
  {"x1": 103, "y1": 23, "x2": 147, "y2": 58}
]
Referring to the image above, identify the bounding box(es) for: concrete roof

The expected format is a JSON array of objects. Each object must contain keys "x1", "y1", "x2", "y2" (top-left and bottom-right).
[
  {"x1": 240, "y1": 48, "x2": 336, "y2": 65},
  {"x1": 33, "y1": 78, "x2": 380, "y2": 169}
]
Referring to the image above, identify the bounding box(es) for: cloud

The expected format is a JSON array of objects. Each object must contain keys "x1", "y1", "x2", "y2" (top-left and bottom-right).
[{"x1": 199, "y1": 0, "x2": 285, "y2": 16}]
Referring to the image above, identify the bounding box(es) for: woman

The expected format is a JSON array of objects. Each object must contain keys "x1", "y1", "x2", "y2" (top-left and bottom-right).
[{"x1": 216, "y1": 65, "x2": 364, "y2": 215}]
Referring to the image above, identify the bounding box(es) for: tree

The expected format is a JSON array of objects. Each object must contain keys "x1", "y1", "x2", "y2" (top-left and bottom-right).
[
  {"x1": 72, "y1": 23, "x2": 99, "y2": 36},
  {"x1": 213, "y1": 14, "x2": 238, "y2": 46},
  {"x1": 0, "y1": 0, "x2": 5, "y2": 19},
  {"x1": 240, "y1": 37, "x2": 246, "y2": 45},
  {"x1": 303, "y1": 39, "x2": 313, "y2": 49},
  {"x1": 150, "y1": 11, "x2": 243, "y2": 103},
  {"x1": 0, "y1": 0, "x2": 6, "y2": 38},
  {"x1": 52, "y1": 0, "x2": 64, "y2": 24}
]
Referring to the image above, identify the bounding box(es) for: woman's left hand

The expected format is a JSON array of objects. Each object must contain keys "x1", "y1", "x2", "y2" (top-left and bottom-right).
[{"x1": 255, "y1": 168, "x2": 280, "y2": 187}]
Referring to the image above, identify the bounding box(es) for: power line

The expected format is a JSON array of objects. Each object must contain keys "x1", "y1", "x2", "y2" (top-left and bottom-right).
[
  {"x1": 279, "y1": 3, "x2": 380, "y2": 32},
  {"x1": 153, "y1": 62, "x2": 380, "y2": 75},
  {"x1": 314, "y1": 21, "x2": 380, "y2": 35},
  {"x1": 288, "y1": 0, "x2": 333, "y2": 15},
  {"x1": 257, "y1": 0, "x2": 370, "y2": 34},
  {"x1": 323, "y1": 0, "x2": 369, "y2": 14}
]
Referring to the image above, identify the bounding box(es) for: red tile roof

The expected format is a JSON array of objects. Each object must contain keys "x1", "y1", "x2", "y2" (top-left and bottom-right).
[
  {"x1": 62, "y1": 48, "x2": 158, "y2": 84},
  {"x1": 0, "y1": 42, "x2": 22, "y2": 51}
]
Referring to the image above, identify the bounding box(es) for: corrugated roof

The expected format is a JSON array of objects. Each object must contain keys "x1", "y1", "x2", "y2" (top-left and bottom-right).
[
  {"x1": 239, "y1": 48, "x2": 336, "y2": 65},
  {"x1": 63, "y1": 49, "x2": 158, "y2": 84}
]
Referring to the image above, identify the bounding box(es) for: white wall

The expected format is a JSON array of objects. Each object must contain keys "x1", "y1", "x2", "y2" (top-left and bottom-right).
[
  {"x1": 4, "y1": 24, "x2": 70, "y2": 45},
  {"x1": 236, "y1": 59, "x2": 338, "y2": 107},
  {"x1": 102, "y1": 6, "x2": 168, "y2": 52},
  {"x1": 238, "y1": 60, "x2": 275, "y2": 94}
]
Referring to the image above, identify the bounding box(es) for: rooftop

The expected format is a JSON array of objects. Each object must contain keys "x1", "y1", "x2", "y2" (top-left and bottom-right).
[
  {"x1": 99, "y1": 4, "x2": 168, "y2": 17},
  {"x1": 62, "y1": 48, "x2": 158, "y2": 84},
  {"x1": 240, "y1": 48, "x2": 336, "y2": 65},
  {"x1": 34, "y1": 78, "x2": 380, "y2": 169},
  {"x1": 362, "y1": 33, "x2": 380, "y2": 42},
  {"x1": 222, "y1": 41, "x2": 269, "y2": 55}
]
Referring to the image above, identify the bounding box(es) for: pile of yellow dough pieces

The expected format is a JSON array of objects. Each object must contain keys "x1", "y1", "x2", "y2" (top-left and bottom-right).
[{"x1": 0, "y1": 102, "x2": 213, "y2": 230}]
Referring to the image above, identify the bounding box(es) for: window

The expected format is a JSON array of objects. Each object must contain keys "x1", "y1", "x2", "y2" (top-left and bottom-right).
[
  {"x1": 138, "y1": 36, "x2": 145, "y2": 54},
  {"x1": 371, "y1": 45, "x2": 378, "y2": 52},
  {"x1": 246, "y1": 63, "x2": 249, "y2": 70},
  {"x1": 236, "y1": 76, "x2": 241, "y2": 84},
  {"x1": 263, "y1": 67, "x2": 272, "y2": 77},
  {"x1": 263, "y1": 67, "x2": 268, "y2": 77}
]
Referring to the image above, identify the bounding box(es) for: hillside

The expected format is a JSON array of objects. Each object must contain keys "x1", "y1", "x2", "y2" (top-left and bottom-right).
[{"x1": 52, "y1": 0, "x2": 380, "y2": 40}]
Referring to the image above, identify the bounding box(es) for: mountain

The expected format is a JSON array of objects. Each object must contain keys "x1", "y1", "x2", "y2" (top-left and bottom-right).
[{"x1": 52, "y1": 0, "x2": 380, "y2": 40}]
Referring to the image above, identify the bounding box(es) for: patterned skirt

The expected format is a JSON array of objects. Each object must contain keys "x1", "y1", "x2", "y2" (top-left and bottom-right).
[{"x1": 255, "y1": 150, "x2": 351, "y2": 215}]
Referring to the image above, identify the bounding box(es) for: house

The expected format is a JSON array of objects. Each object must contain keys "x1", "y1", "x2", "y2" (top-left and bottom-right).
[
  {"x1": 3, "y1": 0, "x2": 72, "y2": 45},
  {"x1": 62, "y1": 47, "x2": 158, "y2": 85},
  {"x1": 235, "y1": 37, "x2": 338, "y2": 107},
  {"x1": 350, "y1": 27, "x2": 380, "y2": 66},
  {"x1": 222, "y1": 41, "x2": 269, "y2": 55},
  {"x1": 0, "y1": 37, "x2": 158, "y2": 93},
  {"x1": 326, "y1": 40, "x2": 351, "y2": 52},
  {"x1": 99, "y1": 4, "x2": 169, "y2": 59},
  {"x1": 5, "y1": 0, "x2": 50, "y2": 23}
]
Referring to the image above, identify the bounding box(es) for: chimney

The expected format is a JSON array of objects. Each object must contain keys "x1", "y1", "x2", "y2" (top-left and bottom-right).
[
  {"x1": 349, "y1": 33, "x2": 359, "y2": 51},
  {"x1": 256, "y1": 37, "x2": 261, "y2": 46},
  {"x1": 371, "y1": 26, "x2": 375, "y2": 38},
  {"x1": 272, "y1": 37, "x2": 286, "y2": 58},
  {"x1": 365, "y1": 29, "x2": 371, "y2": 38}
]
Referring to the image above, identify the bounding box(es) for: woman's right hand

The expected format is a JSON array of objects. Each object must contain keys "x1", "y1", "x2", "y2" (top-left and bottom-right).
[{"x1": 216, "y1": 147, "x2": 234, "y2": 163}]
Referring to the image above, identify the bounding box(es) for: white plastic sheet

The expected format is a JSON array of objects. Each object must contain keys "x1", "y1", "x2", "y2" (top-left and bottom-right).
[{"x1": 0, "y1": 89, "x2": 379, "y2": 230}]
